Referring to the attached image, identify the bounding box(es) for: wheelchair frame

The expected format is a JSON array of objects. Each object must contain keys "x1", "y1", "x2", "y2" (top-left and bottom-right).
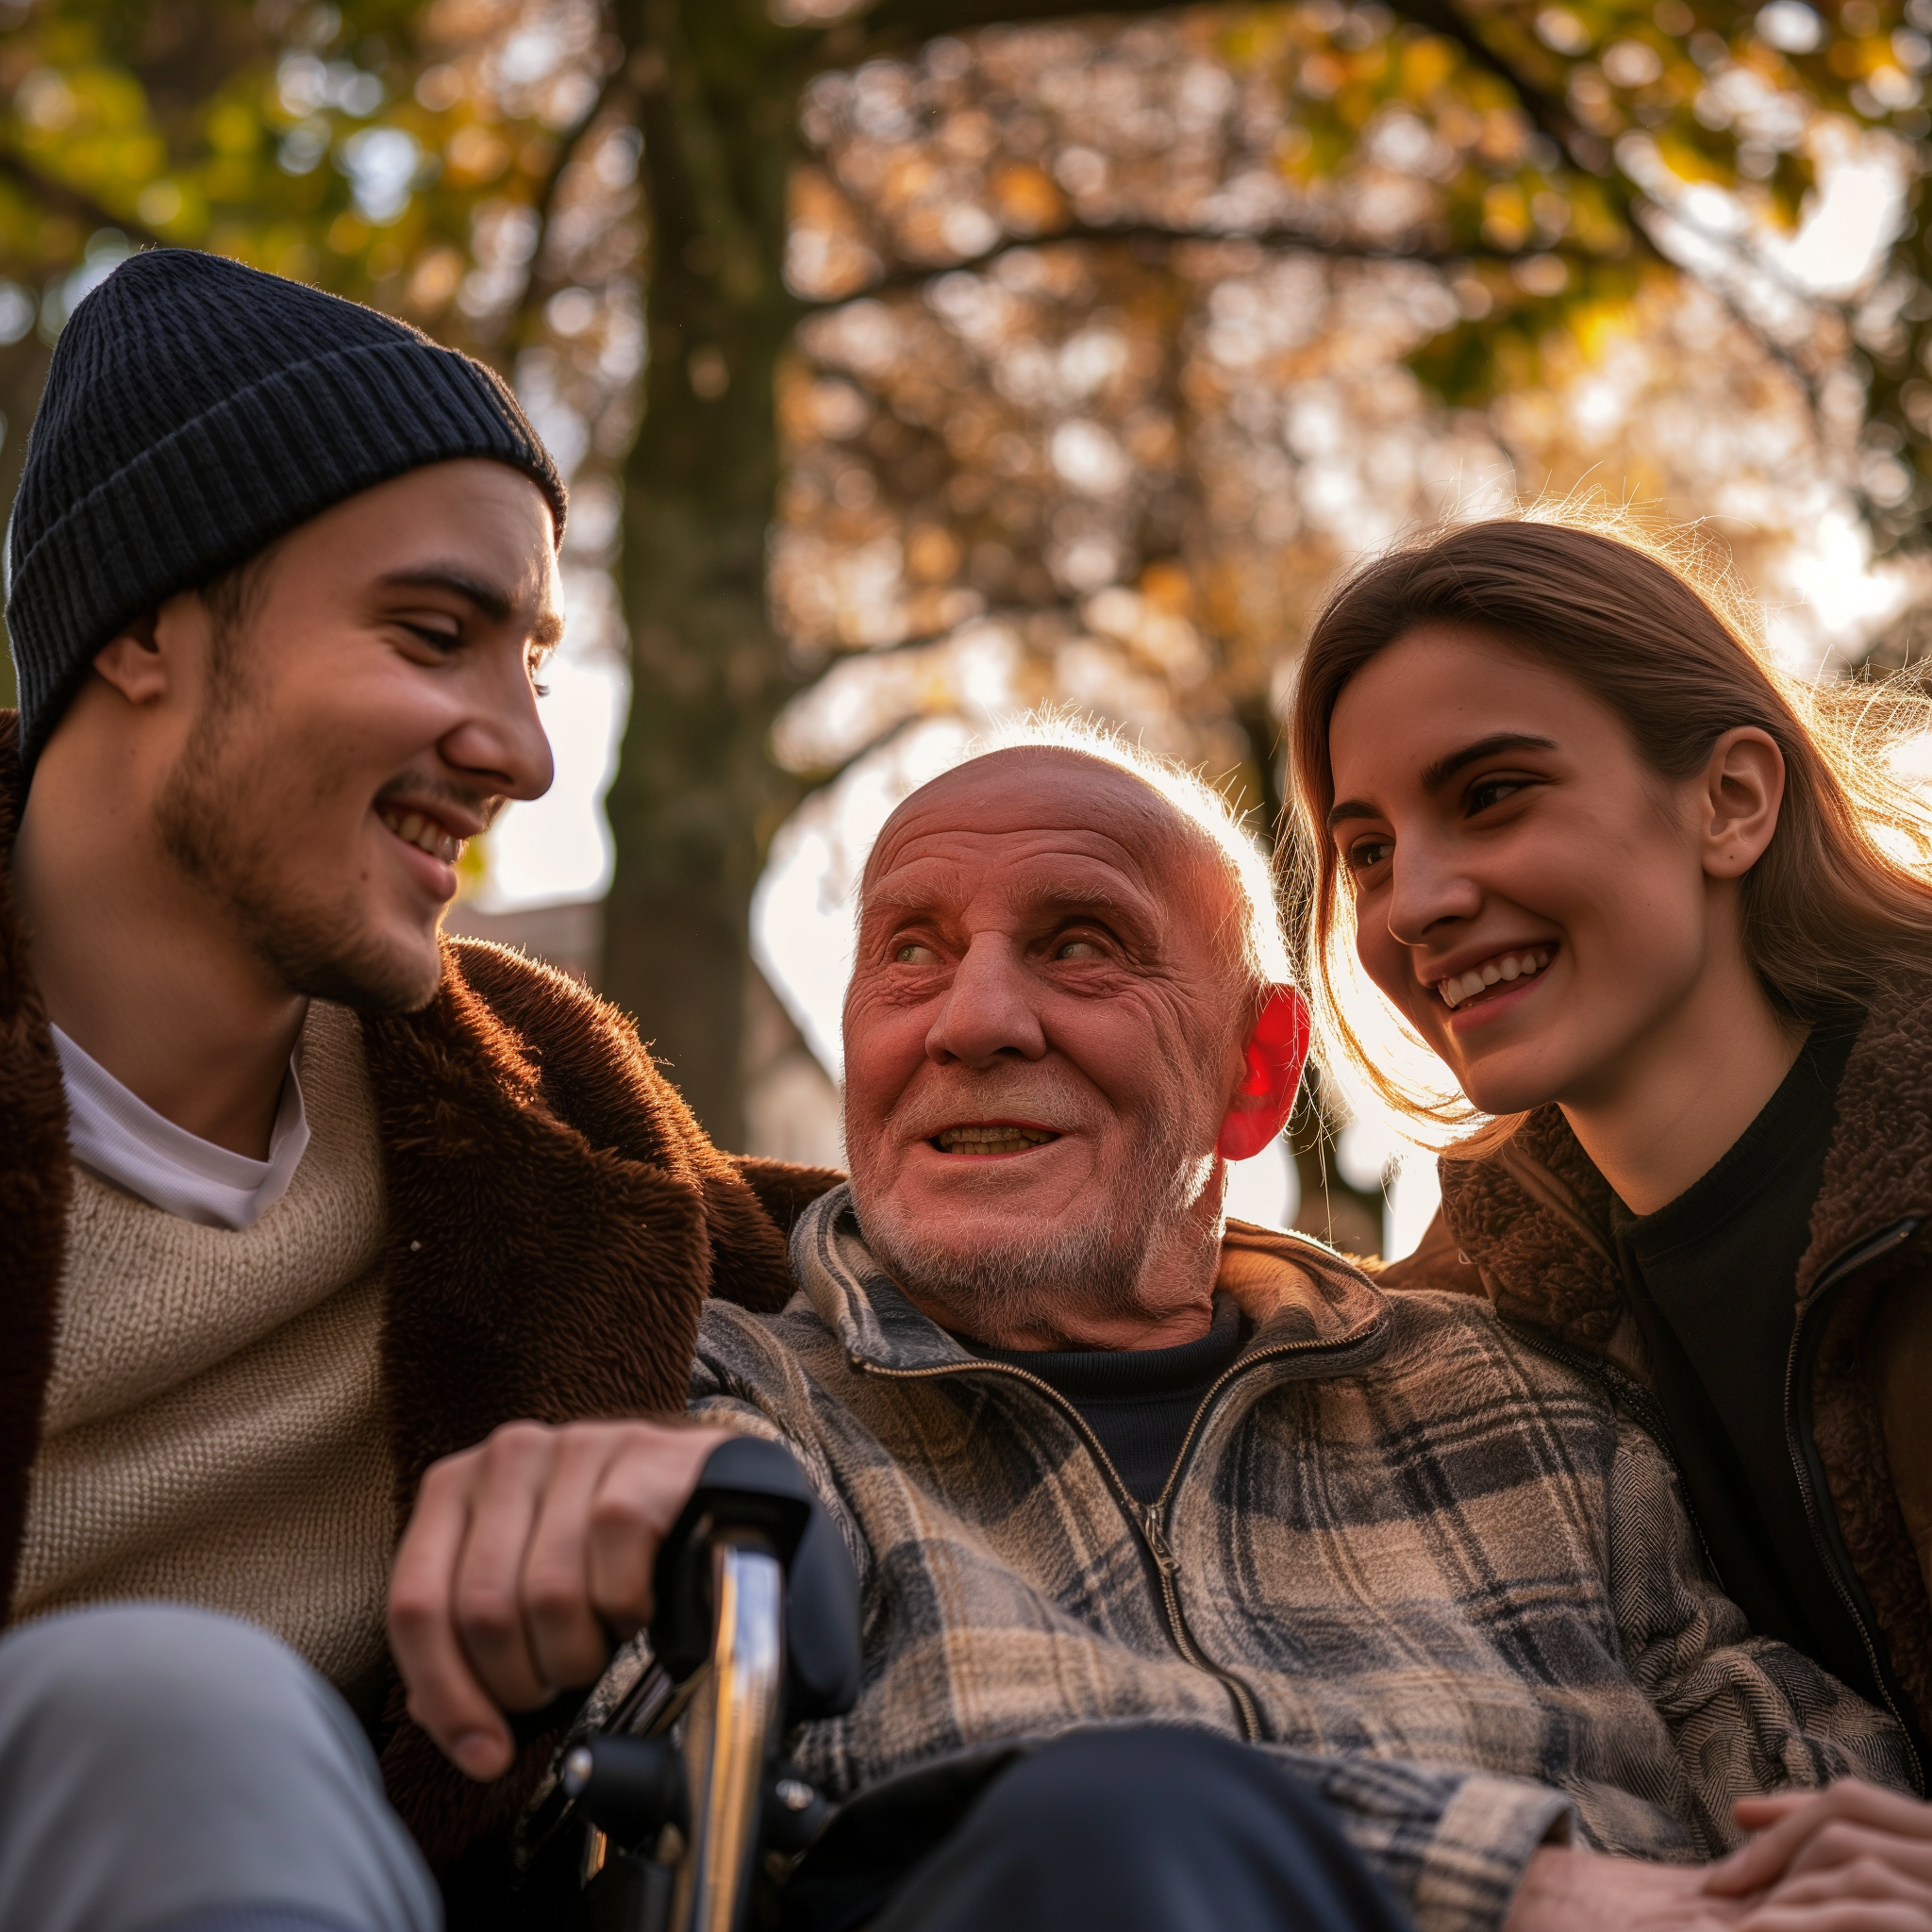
[{"x1": 516, "y1": 1507, "x2": 829, "y2": 1932}]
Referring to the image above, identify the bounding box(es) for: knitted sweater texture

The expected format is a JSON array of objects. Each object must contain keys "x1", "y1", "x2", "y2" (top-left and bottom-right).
[{"x1": 11, "y1": 1001, "x2": 393, "y2": 1687}]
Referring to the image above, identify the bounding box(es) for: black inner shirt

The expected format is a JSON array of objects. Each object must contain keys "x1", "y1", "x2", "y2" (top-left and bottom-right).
[
  {"x1": 968, "y1": 1294, "x2": 1249, "y2": 1507},
  {"x1": 1609, "y1": 1016, "x2": 1879, "y2": 1705}
]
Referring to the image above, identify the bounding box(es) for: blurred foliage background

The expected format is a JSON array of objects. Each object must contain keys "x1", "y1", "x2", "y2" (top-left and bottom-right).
[{"x1": 5, "y1": 0, "x2": 1930, "y2": 1248}]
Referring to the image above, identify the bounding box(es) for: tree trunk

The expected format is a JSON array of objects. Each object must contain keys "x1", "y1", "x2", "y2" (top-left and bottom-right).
[
  {"x1": 602, "y1": 0, "x2": 811, "y2": 1146},
  {"x1": 0, "y1": 338, "x2": 54, "y2": 707}
]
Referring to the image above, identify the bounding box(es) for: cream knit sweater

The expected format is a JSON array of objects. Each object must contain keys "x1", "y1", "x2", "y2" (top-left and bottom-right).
[{"x1": 10, "y1": 1002, "x2": 396, "y2": 1690}]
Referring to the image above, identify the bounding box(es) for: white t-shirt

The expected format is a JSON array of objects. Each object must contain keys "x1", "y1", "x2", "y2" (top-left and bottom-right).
[{"x1": 52, "y1": 1024, "x2": 311, "y2": 1230}]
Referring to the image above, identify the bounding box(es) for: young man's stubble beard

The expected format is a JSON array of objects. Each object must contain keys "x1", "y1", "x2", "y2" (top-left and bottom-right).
[{"x1": 154, "y1": 600, "x2": 458, "y2": 1015}]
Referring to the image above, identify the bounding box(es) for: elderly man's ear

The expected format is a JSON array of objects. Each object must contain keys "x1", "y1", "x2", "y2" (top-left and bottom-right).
[{"x1": 1216, "y1": 987, "x2": 1310, "y2": 1161}]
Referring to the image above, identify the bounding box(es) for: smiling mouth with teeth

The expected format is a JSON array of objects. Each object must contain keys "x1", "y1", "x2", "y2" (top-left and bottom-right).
[
  {"x1": 1435, "y1": 947, "x2": 1554, "y2": 1010},
  {"x1": 932, "y1": 1124, "x2": 1061, "y2": 1155},
  {"x1": 377, "y1": 806, "x2": 467, "y2": 866}
]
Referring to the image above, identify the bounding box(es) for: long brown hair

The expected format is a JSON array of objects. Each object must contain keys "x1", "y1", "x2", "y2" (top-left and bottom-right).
[{"x1": 1285, "y1": 513, "x2": 1932, "y2": 1135}]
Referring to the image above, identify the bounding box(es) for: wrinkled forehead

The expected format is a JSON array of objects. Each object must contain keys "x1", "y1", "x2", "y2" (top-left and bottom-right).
[{"x1": 860, "y1": 748, "x2": 1221, "y2": 922}]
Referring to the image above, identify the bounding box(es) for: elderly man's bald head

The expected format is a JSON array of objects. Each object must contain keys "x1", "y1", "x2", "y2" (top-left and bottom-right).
[
  {"x1": 859, "y1": 743, "x2": 1285, "y2": 1004},
  {"x1": 839, "y1": 736, "x2": 1307, "y2": 1353}
]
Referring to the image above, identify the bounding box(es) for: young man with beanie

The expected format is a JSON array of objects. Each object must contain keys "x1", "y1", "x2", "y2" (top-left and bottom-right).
[{"x1": 0, "y1": 248, "x2": 810, "y2": 1931}]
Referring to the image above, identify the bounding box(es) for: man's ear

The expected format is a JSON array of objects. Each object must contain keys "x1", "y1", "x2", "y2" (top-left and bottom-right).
[
  {"x1": 1217, "y1": 986, "x2": 1310, "y2": 1162},
  {"x1": 90, "y1": 611, "x2": 169, "y2": 706},
  {"x1": 1699, "y1": 726, "x2": 1785, "y2": 881}
]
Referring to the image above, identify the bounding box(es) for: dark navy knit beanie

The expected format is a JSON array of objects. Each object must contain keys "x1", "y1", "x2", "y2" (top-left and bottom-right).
[{"x1": 5, "y1": 247, "x2": 567, "y2": 774}]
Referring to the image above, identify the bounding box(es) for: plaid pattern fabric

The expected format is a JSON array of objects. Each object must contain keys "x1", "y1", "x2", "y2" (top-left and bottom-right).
[{"x1": 690, "y1": 1186, "x2": 1914, "y2": 1932}]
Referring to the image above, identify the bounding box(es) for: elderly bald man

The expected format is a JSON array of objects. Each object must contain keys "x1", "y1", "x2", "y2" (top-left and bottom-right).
[{"x1": 391, "y1": 739, "x2": 1925, "y2": 1932}]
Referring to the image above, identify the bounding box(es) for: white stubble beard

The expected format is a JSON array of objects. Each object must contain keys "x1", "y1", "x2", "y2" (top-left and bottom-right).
[{"x1": 847, "y1": 1096, "x2": 1217, "y2": 1344}]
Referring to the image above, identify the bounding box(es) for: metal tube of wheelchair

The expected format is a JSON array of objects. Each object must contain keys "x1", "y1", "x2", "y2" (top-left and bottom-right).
[{"x1": 669, "y1": 1527, "x2": 786, "y2": 1932}]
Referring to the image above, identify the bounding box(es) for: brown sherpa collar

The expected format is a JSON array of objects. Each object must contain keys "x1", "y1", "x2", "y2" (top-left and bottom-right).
[
  {"x1": 0, "y1": 715, "x2": 70, "y2": 1614},
  {"x1": 1440, "y1": 985, "x2": 1932, "y2": 1341},
  {"x1": 1795, "y1": 980, "x2": 1932, "y2": 1302},
  {"x1": 1437, "y1": 1103, "x2": 1624, "y2": 1351},
  {"x1": 363, "y1": 955, "x2": 711, "y2": 1493}
]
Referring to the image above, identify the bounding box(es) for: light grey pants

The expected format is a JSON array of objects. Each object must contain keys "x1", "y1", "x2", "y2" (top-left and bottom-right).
[{"x1": 0, "y1": 1604, "x2": 442, "y2": 1932}]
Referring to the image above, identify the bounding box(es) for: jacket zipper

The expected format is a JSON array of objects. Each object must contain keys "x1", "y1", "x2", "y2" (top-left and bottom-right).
[
  {"x1": 852, "y1": 1328, "x2": 1381, "y2": 1742},
  {"x1": 1508, "y1": 1227, "x2": 1928, "y2": 1799},
  {"x1": 1783, "y1": 1219, "x2": 1925, "y2": 1790}
]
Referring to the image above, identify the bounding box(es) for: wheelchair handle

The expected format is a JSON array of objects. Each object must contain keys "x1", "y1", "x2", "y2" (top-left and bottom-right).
[
  {"x1": 670, "y1": 1524, "x2": 787, "y2": 1932},
  {"x1": 525, "y1": 1442, "x2": 855, "y2": 1931}
]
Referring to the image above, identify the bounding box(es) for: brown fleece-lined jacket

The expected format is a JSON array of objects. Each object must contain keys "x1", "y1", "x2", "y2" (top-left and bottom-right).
[
  {"x1": 1384, "y1": 982, "x2": 1932, "y2": 1756},
  {"x1": 0, "y1": 712, "x2": 824, "y2": 1878}
]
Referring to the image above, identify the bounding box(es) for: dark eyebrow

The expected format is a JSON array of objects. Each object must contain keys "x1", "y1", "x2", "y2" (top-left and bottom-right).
[
  {"x1": 376, "y1": 568, "x2": 565, "y2": 648},
  {"x1": 1328, "y1": 733, "x2": 1558, "y2": 831},
  {"x1": 1420, "y1": 732, "x2": 1557, "y2": 792}
]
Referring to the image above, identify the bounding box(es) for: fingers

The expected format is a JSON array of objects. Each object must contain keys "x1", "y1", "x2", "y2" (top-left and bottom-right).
[
  {"x1": 522, "y1": 1425, "x2": 632, "y2": 1692},
  {"x1": 1739, "y1": 1911, "x2": 1932, "y2": 1932},
  {"x1": 390, "y1": 1444, "x2": 513, "y2": 1782},
  {"x1": 585, "y1": 1424, "x2": 739, "y2": 1637},
  {"x1": 1768, "y1": 1788, "x2": 1932, "y2": 1846},
  {"x1": 520, "y1": 1421, "x2": 735, "y2": 1672},
  {"x1": 390, "y1": 1417, "x2": 742, "y2": 1784},
  {"x1": 1736, "y1": 1797, "x2": 1829, "y2": 1830},
  {"x1": 442, "y1": 1420, "x2": 563, "y2": 1718},
  {"x1": 1711, "y1": 1788, "x2": 1932, "y2": 1898},
  {"x1": 1736, "y1": 1849, "x2": 1932, "y2": 1932},
  {"x1": 1783, "y1": 1827, "x2": 1932, "y2": 1892},
  {"x1": 1742, "y1": 1857, "x2": 1932, "y2": 1915}
]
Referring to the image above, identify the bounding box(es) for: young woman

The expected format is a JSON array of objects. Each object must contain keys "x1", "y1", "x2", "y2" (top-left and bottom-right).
[{"x1": 1288, "y1": 517, "x2": 1932, "y2": 1765}]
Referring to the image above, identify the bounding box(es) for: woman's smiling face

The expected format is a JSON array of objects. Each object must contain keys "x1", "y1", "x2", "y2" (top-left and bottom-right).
[{"x1": 1326, "y1": 623, "x2": 1724, "y2": 1118}]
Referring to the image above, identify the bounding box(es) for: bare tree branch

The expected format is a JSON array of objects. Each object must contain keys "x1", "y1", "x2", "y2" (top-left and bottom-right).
[
  {"x1": 841, "y1": 0, "x2": 1598, "y2": 177},
  {"x1": 511, "y1": 53, "x2": 639, "y2": 344},
  {"x1": 799, "y1": 212, "x2": 1564, "y2": 305},
  {"x1": 841, "y1": 0, "x2": 1168, "y2": 52},
  {"x1": 0, "y1": 151, "x2": 166, "y2": 251},
  {"x1": 820, "y1": 0, "x2": 1657, "y2": 290},
  {"x1": 1377, "y1": 0, "x2": 1599, "y2": 173}
]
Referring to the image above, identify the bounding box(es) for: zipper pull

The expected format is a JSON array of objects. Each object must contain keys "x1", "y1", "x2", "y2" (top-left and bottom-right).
[{"x1": 1142, "y1": 1508, "x2": 1179, "y2": 1573}]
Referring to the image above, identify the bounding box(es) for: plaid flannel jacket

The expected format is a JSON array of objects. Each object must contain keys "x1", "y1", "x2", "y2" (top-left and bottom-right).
[{"x1": 689, "y1": 1186, "x2": 1915, "y2": 1932}]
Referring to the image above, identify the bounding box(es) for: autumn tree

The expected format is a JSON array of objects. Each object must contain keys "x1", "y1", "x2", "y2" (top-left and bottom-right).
[{"x1": 3, "y1": 0, "x2": 1928, "y2": 1173}]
